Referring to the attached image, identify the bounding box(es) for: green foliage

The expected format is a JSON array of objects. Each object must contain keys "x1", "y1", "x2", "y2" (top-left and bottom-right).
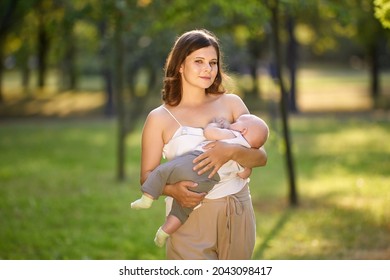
[
  {"x1": 0, "y1": 115, "x2": 389, "y2": 259},
  {"x1": 374, "y1": 0, "x2": 390, "y2": 29},
  {"x1": 2, "y1": 0, "x2": 389, "y2": 94}
]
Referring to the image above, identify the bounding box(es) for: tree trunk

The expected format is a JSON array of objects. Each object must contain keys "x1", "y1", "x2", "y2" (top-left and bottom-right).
[
  {"x1": 368, "y1": 42, "x2": 380, "y2": 108},
  {"x1": 249, "y1": 63, "x2": 259, "y2": 97},
  {"x1": 0, "y1": 0, "x2": 19, "y2": 103},
  {"x1": 98, "y1": 20, "x2": 115, "y2": 117},
  {"x1": 21, "y1": 58, "x2": 31, "y2": 95},
  {"x1": 270, "y1": 0, "x2": 298, "y2": 206},
  {"x1": 114, "y1": 14, "x2": 126, "y2": 181},
  {"x1": 246, "y1": 38, "x2": 263, "y2": 107},
  {"x1": 0, "y1": 46, "x2": 4, "y2": 103},
  {"x1": 61, "y1": 34, "x2": 77, "y2": 91},
  {"x1": 37, "y1": 15, "x2": 49, "y2": 89},
  {"x1": 286, "y1": 15, "x2": 298, "y2": 113}
]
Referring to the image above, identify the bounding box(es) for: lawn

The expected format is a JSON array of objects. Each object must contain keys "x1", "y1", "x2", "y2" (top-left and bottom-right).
[
  {"x1": 1, "y1": 113, "x2": 389, "y2": 260},
  {"x1": 1, "y1": 64, "x2": 389, "y2": 259}
]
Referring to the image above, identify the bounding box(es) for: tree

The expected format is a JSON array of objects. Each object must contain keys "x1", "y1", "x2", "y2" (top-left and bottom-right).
[
  {"x1": 104, "y1": 0, "x2": 173, "y2": 180},
  {"x1": 357, "y1": 0, "x2": 390, "y2": 107},
  {"x1": 330, "y1": 0, "x2": 388, "y2": 107},
  {"x1": 0, "y1": 0, "x2": 42, "y2": 102},
  {"x1": 374, "y1": 0, "x2": 390, "y2": 29},
  {"x1": 286, "y1": 14, "x2": 298, "y2": 113},
  {"x1": 266, "y1": 0, "x2": 298, "y2": 206},
  {"x1": 34, "y1": 0, "x2": 63, "y2": 89},
  {"x1": 301, "y1": 0, "x2": 390, "y2": 108},
  {"x1": 110, "y1": 0, "x2": 270, "y2": 180}
]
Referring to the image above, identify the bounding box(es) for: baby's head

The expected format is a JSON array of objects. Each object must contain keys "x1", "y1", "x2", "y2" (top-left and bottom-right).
[{"x1": 230, "y1": 114, "x2": 269, "y2": 148}]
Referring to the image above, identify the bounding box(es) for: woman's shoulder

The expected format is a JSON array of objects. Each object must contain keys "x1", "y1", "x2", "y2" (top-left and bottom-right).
[
  {"x1": 218, "y1": 92, "x2": 245, "y2": 104},
  {"x1": 218, "y1": 93, "x2": 248, "y2": 115},
  {"x1": 147, "y1": 105, "x2": 165, "y2": 118},
  {"x1": 145, "y1": 105, "x2": 167, "y2": 126},
  {"x1": 148, "y1": 105, "x2": 175, "y2": 119},
  {"x1": 146, "y1": 105, "x2": 177, "y2": 127}
]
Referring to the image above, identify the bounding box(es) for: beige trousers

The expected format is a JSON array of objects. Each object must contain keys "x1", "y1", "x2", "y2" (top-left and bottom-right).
[{"x1": 166, "y1": 185, "x2": 256, "y2": 260}]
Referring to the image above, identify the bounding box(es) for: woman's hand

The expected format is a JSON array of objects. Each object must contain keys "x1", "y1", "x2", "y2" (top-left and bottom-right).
[
  {"x1": 163, "y1": 181, "x2": 206, "y2": 208},
  {"x1": 193, "y1": 141, "x2": 233, "y2": 179},
  {"x1": 193, "y1": 141, "x2": 267, "y2": 178}
]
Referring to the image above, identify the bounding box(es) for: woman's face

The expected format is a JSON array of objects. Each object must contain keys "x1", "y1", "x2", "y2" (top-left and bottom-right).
[{"x1": 179, "y1": 46, "x2": 218, "y2": 91}]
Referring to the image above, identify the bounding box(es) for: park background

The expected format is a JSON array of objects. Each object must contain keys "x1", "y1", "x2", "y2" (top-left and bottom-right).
[{"x1": 0, "y1": 0, "x2": 389, "y2": 260}]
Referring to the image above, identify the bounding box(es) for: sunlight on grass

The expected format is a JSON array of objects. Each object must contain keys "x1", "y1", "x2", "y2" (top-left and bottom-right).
[
  {"x1": 1, "y1": 111, "x2": 389, "y2": 260},
  {"x1": 2, "y1": 65, "x2": 390, "y2": 260},
  {"x1": 253, "y1": 116, "x2": 390, "y2": 260},
  {"x1": 2, "y1": 91, "x2": 106, "y2": 117},
  {"x1": 237, "y1": 65, "x2": 390, "y2": 112},
  {"x1": 39, "y1": 92, "x2": 105, "y2": 116},
  {"x1": 1, "y1": 70, "x2": 105, "y2": 117},
  {"x1": 3, "y1": 66, "x2": 390, "y2": 118}
]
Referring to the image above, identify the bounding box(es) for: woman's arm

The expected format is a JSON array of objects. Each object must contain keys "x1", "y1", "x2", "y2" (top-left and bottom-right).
[
  {"x1": 162, "y1": 181, "x2": 205, "y2": 208},
  {"x1": 237, "y1": 167, "x2": 252, "y2": 179},
  {"x1": 193, "y1": 142, "x2": 267, "y2": 178},
  {"x1": 193, "y1": 94, "x2": 268, "y2": 178},
  {"x1": 140, "y1": 109, "x2": 165, "y2": 185},
  {"x1": 140, "y1": 107, "x2": 205, "y2": 208}
]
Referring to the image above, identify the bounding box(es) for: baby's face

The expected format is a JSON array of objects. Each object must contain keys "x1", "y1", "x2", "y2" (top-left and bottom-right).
[
  {"x1": 231, "y1": 116, "x2": 264, "y2": 148},
  {"x1": 229, "y1": 119, "x2": 246, "y2": 132}
]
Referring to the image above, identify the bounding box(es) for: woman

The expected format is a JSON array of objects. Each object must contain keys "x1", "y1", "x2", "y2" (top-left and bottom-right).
[{"x1": 140, "y1": 29, "x2": 267, "y2": 259}]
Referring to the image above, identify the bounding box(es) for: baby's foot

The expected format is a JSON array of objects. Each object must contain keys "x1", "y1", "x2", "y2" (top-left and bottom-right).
[
  {"x1": 154, "y1": 227, "x2": 170, "y2": 247},
  {"x1": 130, "y1": 195, "x2": 153, "y2": 209}
]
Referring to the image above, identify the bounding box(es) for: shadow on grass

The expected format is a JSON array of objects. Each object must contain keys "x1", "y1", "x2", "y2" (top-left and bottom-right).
[
  {"x1": 0, "y1": 91, "x2": 105, "y2": 118},
  {"x1": 253, "y1": 208, "x2": 293, "y2": 259},
  {"x1": 251, "y1": 193, "x2": 390, "y2": 260}
]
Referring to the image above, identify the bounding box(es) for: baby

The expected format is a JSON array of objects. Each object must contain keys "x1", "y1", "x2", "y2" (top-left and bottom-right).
[{"x1": 131, "y1": 114, "x2": 269, "y2": 247}]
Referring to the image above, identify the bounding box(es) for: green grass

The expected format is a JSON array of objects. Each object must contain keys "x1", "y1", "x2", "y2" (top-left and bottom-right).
[
  {"x1": 0, "y1": 119, "x2": 164, "y2": 259},
  {"x1": 1, "y1": 114, "x2": 389, "y2": 260},
  {"x1": 252, "y1": 115, "x2": 390, "y2": 259}
]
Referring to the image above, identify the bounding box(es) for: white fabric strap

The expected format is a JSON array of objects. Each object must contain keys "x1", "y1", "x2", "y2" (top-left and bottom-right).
[{"x1": 162, "y1": 106, "x2": 182, "y2": 126}]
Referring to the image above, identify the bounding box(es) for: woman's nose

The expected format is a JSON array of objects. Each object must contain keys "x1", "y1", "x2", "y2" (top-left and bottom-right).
[{"x1": 203, "y1": 63, "x2": 212, "y2": 72}]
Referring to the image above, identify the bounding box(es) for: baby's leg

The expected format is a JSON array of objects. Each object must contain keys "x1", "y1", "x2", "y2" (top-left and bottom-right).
[
  {"x1": 162, "y1": 215, "x2": 182, "y2": 235},
  {"x1": 130, "y1": 193, "x2": 154, "y2": 209},
  {"x1": 153, "y1": 177, "x2": 219, "y2": 247},
  {"x1": 154, "y1": 215, "x2": 182, "y2": 247}
]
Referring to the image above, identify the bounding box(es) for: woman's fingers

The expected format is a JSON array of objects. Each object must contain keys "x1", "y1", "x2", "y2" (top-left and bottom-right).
[
  {"x1": 176, "y1": 181, "x2": 205, "y2": 208},
  {"x1": 193, "y1": 155, "x2": 213, "y2": 175}
]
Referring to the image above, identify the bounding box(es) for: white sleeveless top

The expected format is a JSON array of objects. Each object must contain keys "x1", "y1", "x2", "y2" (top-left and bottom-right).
[{"x1": 162, "y1": 106, "x2": 248, "y2": 200}]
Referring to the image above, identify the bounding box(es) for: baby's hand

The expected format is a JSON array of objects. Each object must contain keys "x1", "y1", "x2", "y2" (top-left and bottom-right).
[{"x1": 214, "y1": 117, "x2": 230, "y2": 129}]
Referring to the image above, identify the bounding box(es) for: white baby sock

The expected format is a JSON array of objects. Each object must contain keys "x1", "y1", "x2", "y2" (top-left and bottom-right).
[
  {"x1": 154, "y1": 227, "x2": 170, "y2": 247},
  {"x1": 130, "y1": 194, "x2": 153, "y2": 209}
]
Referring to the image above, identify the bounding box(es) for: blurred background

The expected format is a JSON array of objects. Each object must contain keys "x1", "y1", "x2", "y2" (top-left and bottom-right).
[{"x1": 0, "y1": 0, "x2": 389, "y2": 260}]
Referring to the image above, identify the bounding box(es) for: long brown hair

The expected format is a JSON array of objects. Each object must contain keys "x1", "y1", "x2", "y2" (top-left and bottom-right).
[{"x1": 162, "y1": 29, "x2": 227, "y2": 106}]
